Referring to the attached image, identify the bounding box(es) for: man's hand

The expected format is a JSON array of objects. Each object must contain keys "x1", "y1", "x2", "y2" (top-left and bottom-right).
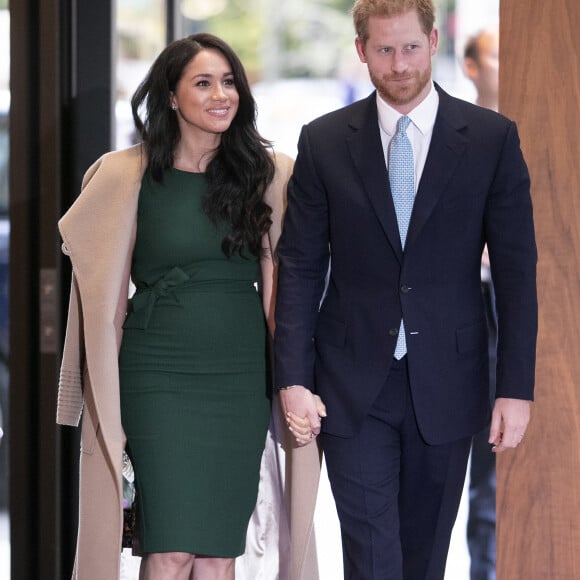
[
  {"x1": 279, "y1": 386, "x2": 327, "y2": 446},
  {"x1": 489, "y1": 397, "x2": 531, "y2": 453}
]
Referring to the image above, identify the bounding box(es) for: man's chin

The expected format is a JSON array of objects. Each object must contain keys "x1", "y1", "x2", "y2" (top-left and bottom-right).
[{"x1": 379, "y1": 87, "x2": 418, "y2": 107}]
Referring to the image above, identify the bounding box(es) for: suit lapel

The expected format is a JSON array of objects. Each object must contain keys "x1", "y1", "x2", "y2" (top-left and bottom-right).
[
  {"x1": 406, "y1": 88, "x2": 469, "y2": 249},
  {"x1": 347, "y1": 94, "x2": 404, "y2": 261}
]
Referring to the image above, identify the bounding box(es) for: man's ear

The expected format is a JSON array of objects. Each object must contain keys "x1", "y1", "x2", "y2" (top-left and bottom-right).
[
  {"x1": 430, "y1": 28, "x2": 439, "y2": 56},
  {"x1": 463, "y1": 57, "x2": 479, "y2": 82},
  {"x1": 355, "y1": 37, "x2": 367, "y2": 63}
]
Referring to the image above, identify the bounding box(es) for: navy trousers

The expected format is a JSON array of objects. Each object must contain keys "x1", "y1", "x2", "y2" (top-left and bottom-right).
[{"x1": 321, "y1": 357, "x2": 472, "y2": 580}]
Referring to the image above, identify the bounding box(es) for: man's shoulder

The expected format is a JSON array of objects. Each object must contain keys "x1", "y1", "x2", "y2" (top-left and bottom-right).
[{"x1": 437, "y1": 85, "x2": 512, "y2": 129}]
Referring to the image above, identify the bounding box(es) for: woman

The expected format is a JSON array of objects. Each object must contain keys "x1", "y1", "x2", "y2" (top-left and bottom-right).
[{"x1": 57, "y1": 33, "x2": 293, "y2": 580}]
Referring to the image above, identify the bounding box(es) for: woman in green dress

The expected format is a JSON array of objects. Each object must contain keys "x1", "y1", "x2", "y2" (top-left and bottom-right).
[
  {"x1": 57, "y1": 32, "x2": 295, "y2": 580},
  {"x1": 120, "y1": 33, "x2": 283, "y2": 580}
]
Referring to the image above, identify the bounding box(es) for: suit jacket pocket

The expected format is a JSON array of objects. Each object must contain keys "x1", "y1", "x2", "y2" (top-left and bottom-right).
[
  {"x1": 455, "y1": 318, "x2": 487, "y2": 354},
  {"x1": 315, "y1": 312, "x2": 346, "y2": 348}
]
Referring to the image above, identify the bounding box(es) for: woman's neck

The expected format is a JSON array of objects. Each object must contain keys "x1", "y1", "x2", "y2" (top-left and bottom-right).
[{"x1": 173, "y1": 133, "x2": 221, "y2": 173}]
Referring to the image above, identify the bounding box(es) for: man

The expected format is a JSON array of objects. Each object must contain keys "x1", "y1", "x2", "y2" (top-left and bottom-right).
[
  {"x1": 464, "y1": 29, "x2": 499, "y2": 111},
  {"x1": 462, "y1": 28, "x2": 500, "y2": 580},
  {"x1": 274, "y1": 1, "x2": 537, "y2": 579}
]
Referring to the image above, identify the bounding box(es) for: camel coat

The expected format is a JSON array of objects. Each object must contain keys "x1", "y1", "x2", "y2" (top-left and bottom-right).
[{"x1": 57, "y1": 144, "x2": 314, "y2": 579}]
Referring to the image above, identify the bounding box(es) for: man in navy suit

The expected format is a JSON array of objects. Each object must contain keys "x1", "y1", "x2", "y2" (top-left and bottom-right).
[{"x1": 274, "y1": 1, "x2": 537, "y2": 579}]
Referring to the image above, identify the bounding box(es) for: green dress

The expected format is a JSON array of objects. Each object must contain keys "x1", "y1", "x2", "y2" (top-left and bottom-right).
[{"x1": 118, "y1": 169, "x2": 271, "y2": 557}]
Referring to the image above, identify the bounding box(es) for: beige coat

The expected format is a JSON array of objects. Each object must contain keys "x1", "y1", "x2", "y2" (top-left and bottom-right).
[{"x1": 57, "y1": 144, "x2": 306, "y2": 579}]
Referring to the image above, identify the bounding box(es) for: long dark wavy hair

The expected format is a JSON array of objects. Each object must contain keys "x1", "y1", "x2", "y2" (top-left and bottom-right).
[{"x1": 131, "y1": 33, "x2": 275, "y2": 258}]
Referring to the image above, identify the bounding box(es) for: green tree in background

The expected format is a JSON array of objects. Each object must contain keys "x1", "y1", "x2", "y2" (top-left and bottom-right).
[
  {"x1": 117, "y1": 0, "x2": 455, "y2": 83},
  {"x1": 201, "y1": 0, "x2": 454, "y2": 80},
  {"x1": 198, "y1": 0, "x2": 354, "y2": 80}
]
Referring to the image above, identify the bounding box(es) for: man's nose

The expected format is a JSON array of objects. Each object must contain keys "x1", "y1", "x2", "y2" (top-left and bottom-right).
[{"x1": 391, "y1": 51, "x2": 408, "y2": 73}]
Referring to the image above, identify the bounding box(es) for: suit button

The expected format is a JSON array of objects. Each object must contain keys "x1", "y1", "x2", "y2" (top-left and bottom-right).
[
  {"x1": 389, "y1": 328, "x2": 399, "y2": 336},
  {"x1": 401, "y1": 284, "x2": 411, "y2": 293}
]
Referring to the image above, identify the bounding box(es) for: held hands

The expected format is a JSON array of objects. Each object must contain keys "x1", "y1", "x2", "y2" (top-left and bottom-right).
[
  {"x1": 489, "y1": 397, "x2": 531, "y2": 453},
  {"x1": 279, "y1": 386, "x2": 327, "y2": 447}
]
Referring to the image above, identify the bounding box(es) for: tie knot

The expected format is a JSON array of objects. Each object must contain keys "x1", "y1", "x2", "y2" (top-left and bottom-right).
[{"x1": 396, "y1": 116, "x2": 411, "y2": 134}]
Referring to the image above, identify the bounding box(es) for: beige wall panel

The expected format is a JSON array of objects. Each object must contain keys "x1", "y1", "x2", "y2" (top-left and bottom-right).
[{"x1": 497, "y1": 1, "x2": 580, "y2": 578}]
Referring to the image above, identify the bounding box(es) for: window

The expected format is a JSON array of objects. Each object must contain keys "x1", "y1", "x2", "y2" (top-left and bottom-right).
[{"x1": 115, "y1": 0, "x2": 166, "y2": 149}]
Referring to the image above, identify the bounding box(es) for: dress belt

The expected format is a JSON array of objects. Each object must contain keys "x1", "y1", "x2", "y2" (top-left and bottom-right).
[{"x1": 123, "y1": 266, "x2": 190, "y2": 330}]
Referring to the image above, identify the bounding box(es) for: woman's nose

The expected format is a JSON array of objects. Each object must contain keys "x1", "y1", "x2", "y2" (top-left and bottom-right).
[{"x1": 212, "y1": 84, "x2": 227, "y2": 100}]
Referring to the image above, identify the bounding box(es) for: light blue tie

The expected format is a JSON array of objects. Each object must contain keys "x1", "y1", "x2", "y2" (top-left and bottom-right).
[{"x1": 389, "y1": 115, "x2": 415, "y2": 359}]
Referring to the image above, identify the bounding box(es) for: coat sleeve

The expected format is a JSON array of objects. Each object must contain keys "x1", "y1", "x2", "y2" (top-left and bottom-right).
[
  {"x1": 55, "y1": 158, "x2": 103, "y2": 428},
  {"x1": 56, "y1": 149, "x2": 139, "y2": 429},
  {"x1": 57, "y1": 269, "x2": 85, "y2": 426}
]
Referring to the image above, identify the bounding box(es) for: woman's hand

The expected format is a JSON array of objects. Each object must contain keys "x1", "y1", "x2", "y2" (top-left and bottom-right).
[{"x1": 280, "y1": 387, "x2": 327, "y2": 446}]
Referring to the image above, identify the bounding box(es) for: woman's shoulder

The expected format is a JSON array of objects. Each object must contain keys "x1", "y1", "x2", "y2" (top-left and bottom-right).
[
  {"x1": 82, "y1": 144, "x2": 146, "y2": 187},
  {"x1": 60, "y1": 144, "x2": 145, "y2": 235},
  {"x1": 107, "y1": 143, "x2": 145, "y2": 164},
  {"x1": 271, "y1": 150, "x2": 294, "y2": 184},
  {"x1": 264, "y1": 149, "x2": 294, "y2": 210},
  {"x1": 270, "y1": 149, "x2": 294, "y2": 175}
]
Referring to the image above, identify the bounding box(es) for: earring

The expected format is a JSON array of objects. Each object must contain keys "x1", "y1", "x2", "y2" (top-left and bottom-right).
[{"x1": 171, "y1": 105, "x2": 177, "y2": 111}]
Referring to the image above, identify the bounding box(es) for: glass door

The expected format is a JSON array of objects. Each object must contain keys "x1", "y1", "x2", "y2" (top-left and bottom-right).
[{"x1": 0, "y1": 0, "x2": 10, "y2": 577}]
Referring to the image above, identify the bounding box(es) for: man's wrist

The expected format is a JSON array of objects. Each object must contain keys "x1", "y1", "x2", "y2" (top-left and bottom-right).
[{"x1": 279, "y1": 384, "x2": 302, "y2": 390}]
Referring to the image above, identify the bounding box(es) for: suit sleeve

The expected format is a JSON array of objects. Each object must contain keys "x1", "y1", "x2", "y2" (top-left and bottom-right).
[
  {"x1": 486, "y1": 120, "x2": 537, "y2": 400},
  {"x1": 274, "y1": 125, "x2": 331, "y2": 391}
]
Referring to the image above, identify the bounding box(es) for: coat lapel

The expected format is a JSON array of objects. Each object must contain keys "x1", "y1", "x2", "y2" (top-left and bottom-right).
[
  {"x1": 406, "y1": 88, "x2": 469, "y2": 249},
  {"x1": 59, "y1": 145, "x2": 145, "y2": 295},
  {"x1": 347, "y1": 94, "x2": 404, "y2": 261},
  {"x1": 58, "y1": 144, "x2": 145, "y2": 463}
]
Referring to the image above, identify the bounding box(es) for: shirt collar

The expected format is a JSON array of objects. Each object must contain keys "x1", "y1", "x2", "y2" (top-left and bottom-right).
[{"x1": 377, "y1": 82, "x2": 439, "y2": 137}]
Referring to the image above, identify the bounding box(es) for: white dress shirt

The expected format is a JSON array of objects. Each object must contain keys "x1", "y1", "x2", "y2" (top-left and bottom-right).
[{"x1": 377, "y1": 82, "x2": 439, "y2": 196}]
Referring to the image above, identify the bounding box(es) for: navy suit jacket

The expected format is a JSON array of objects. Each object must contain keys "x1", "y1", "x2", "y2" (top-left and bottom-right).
[{"x1": 274, "y1": 85, "x2": 537, "y2": 445}]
